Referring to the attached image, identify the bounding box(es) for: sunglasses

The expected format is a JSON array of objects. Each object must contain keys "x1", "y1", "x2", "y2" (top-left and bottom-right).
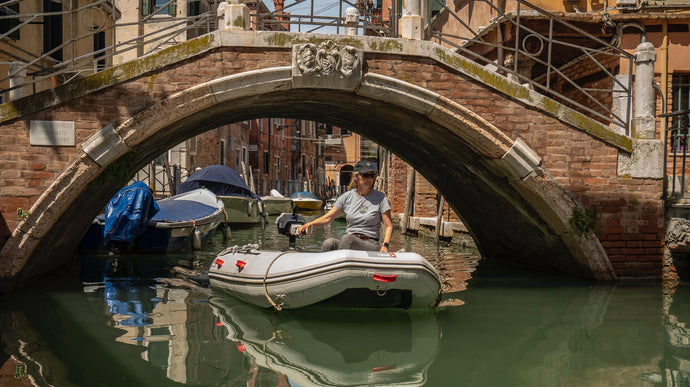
[{"x1": 360, "y1": 173, "x2": 377, "y2": 178}]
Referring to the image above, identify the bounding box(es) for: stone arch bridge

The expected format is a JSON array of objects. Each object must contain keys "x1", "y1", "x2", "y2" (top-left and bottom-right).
[{"x1": 0, "y1": 30, "x2": 666, "y2": 290}]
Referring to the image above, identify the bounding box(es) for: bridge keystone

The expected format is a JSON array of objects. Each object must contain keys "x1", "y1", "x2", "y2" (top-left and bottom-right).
[{"x1": 292, "y1": 41, "x2": 363, "y2": 90}]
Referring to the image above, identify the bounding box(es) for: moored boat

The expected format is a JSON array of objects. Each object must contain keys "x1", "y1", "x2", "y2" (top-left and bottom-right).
[
  {"x1": 178, "y1": 165, "x2": 266, "y2": 224},
  {"x1": 261, "y1": 189, "x2": 295, "y2": 215},
  {"x1": 208, "y1": 213, "x2": 443, "y2": 310},
  {"x1": 80, "y1": 182, "x2": 225, "y2": 253},
  {"x1": 290, "y1": 191, "x2": 323, "y2": 211}
]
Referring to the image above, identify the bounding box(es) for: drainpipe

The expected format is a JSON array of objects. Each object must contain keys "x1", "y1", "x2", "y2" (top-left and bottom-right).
[
  {"x1": 661, "y1": 21, "x2": 669, "y2": 137},
  {"x1": 400, "y1": 0, "x2": 422, "y2": 39}
]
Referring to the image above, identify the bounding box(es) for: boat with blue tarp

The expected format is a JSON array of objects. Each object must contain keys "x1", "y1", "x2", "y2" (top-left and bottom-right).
[
  {"x1": 80, "y1": 181, "x2": 225, "y2": 253},
  {"x1": 179, "y1": 165, "x2": 267, "y2": 224}
]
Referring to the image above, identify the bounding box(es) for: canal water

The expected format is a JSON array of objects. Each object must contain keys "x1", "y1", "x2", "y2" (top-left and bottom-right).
[{"x1": 0, "y1": 213, "x2": 683, "y2": 386}]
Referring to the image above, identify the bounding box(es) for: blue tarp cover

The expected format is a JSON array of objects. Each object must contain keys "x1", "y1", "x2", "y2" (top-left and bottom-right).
[
  {"x1": 104, "y1": 181, "x2": 160, "y2": 245},
  {"x1": 177, "y1": 165, "x2": 260, "y2": 199},
  {"x1": 151, "y1": 199, "x2": 217, "y2": 222}
]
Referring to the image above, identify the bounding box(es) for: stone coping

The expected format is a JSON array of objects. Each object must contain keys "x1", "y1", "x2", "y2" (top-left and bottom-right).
[{"x1": 0, "y1": 30, "x2": 631, "y2": 152}]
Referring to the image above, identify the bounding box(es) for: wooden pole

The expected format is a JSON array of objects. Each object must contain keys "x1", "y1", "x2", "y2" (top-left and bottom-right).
[
  {"x1": 435, "y1": 195, "x2": 445, "y2": 241},
  {"x1": 163, "y1": 153, "x2": 175, "y2": 195},
  {"x1": 241, "y1": 161, "x2": 249, "y2": 186},
  {"x1": 400, "y1": 167, "x2": 415, "y2": 234},
  {"x1": 248, "y1": 167, "x2": 256, "y2": 193}
]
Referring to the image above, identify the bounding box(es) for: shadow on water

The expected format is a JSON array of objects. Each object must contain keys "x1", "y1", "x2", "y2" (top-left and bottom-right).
[{"x1": 0, "y1": 216, "x2": 680, "y2": 386}]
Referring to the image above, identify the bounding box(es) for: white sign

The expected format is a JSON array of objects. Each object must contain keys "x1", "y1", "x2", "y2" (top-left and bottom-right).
[{"x1": 30, "y1": 120, "x2": 75, "y2": 146}]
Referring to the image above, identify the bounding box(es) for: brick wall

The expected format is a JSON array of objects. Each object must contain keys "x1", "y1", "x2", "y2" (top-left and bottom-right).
[
  {"x1": 385, "y1": 154, "x2": 461, "y2": 221},
  {"x1": 0, "y1": 47, "x2": 293, "y2": 245},
  {"x1": 0, "y1": 47, "x2": 666, "y2": 279}
]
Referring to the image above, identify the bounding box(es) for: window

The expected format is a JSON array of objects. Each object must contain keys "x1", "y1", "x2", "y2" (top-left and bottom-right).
[
  {"x1": 236, "y1": 147, "x2": 241, "y2": 167},
  {"x1": 671, "y1": 74, "x2": 690, "y2": 153},
  {"x1": 264, "y1": 151, "x2": 269, "y2": 174},
  {"x1": 188, "y1": 0, "x2": 201, "y2": 16},
  {"x1": 242, "y1": 147, "x2": 248, "y2": 167},
  {"x1": 93, "y1": 30, "x2": 106, "y2": 71},
  {"x1": 142, "y1": 0, "x2": 176, "y2": 17},
  {"x1": 220, "y1": 139, "x2": 226, "y2": 165},
  {"x1": 0, "y1": 3, "x2": 20, "y2": 40},
  {"x1": 43, "y1": 0, "x2": 63, "y2": 61}
]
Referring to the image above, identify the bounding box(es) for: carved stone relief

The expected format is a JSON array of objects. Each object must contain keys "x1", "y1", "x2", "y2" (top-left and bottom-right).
[{"x1": 292, "y1": 40, "x2": 362, "y2": 89}]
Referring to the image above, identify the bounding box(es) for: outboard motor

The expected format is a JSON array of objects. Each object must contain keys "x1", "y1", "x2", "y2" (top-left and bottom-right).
[{"x1": 275, "y1": 210, "x2": 306, "y2": 249}]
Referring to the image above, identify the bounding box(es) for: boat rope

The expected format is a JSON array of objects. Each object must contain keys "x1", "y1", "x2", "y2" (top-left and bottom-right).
[{"x1": 263, "y1": 251, "x2": 293, "y2": 311}]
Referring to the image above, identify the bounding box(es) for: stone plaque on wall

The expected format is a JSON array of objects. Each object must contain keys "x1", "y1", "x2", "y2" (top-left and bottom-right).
[{"x1": 30, "y1": 120, "x2": 76, "y2": 146}]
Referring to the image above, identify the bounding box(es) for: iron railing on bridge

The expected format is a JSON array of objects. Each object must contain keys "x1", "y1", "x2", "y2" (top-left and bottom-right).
[
  {"x1": 3, "y1": 0, "x2": 633, "y2": 132},
  {"x1": 425, "y1": 0, "x2": 635, "y2": 133},
  {"x1": 662, "y1": 109, "x2": 690, "y2": 202}
]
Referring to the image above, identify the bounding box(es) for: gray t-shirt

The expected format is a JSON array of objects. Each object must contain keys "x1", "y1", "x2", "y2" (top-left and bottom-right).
[{"x1": 334, "y1": 189, "x2": 391, "y2": 239}]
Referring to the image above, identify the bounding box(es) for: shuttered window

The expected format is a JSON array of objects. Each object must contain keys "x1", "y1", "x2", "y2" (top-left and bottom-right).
[{"x1": 142, "y1": 0, "x2": 176, "y2": 17}]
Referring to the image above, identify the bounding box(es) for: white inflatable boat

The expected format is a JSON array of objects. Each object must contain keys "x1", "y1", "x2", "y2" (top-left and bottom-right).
[{"x1": 208, "y1": 213, "x2": 443, "y2": 310}]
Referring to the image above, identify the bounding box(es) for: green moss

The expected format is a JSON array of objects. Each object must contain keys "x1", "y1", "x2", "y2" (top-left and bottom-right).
[
  {"x1": 233, "y1": 16, "x2": 245, "y2": 27},
  {"x1": 369, "y1": 39, "x2": 403, "y2": 53},
  {"x1": 569, "y1": 206, "x2": 599, "y2": 236},
  {"x1": 16, "y1": 208, "x2": 29, "y2": 220},
  {"x1": 148, "y1": 74, "x2": 157, "y2": 89}
]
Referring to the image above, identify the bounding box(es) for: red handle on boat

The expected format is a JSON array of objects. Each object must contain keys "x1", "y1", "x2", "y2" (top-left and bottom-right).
[
  {"x1": 373, "y1": 273, "x2": 397, "y2": 282},
  {"x1": 215, "y1": 258, "x2": 224, "y2": 269}
]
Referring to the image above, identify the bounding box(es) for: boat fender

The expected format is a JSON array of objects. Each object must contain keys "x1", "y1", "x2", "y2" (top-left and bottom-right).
[
  {"x1": 192, "y1": 227, "x2": 202, "y2": 249},
  {"x1": 224, "y1": 223, "x2": 232, "y2": 239}
]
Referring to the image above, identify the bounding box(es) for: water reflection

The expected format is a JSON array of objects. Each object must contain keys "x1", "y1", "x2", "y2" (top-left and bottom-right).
[
  {"x1": 3, "y1": 217, "x2": 681, "y2": 386},
  {"x1": 209, "y1": 295, "x2": 440, "y2": 386},
  {"x1": 662, "y1": 283, "x2": 690, "y2": 386}
]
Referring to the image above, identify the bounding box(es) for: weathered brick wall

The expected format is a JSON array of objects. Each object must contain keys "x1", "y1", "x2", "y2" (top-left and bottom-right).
[
  {"x1": 367, "y1": 54, "x2": 664, "y2": 278},
  {"x1": 0, "y1": 47, "x2": 292, "y2": 245},
  {"x1": 548, "y1": 51, "x2": 619, "y2": 121},
  {"x1": 386, "y1": 153, "x2": 463, "y2": 222}
]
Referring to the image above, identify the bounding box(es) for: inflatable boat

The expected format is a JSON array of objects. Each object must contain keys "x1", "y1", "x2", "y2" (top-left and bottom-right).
[{"x1": 208, "y1": 213, "x2": 443, "y2": 310}]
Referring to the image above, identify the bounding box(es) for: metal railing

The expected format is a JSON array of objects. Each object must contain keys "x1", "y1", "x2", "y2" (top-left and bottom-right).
[
  {"x1": 0, "y1": 0, "x2": 217, "y2": 99},
  {"x1": 132, "y1": 160, "x2": 182, "y2": 198},
  {"x1": 427, "y1": 0, "x2": 635, "y2": 133},
  {"x1": 662, "y1": 109, "x2": 690, "y2": 201},
  {"x1": 250, "y1": 0, "x2": 392, "y2": 36},
  {"x1": 2, "y1": 0, "x2": 633, "y2": 133}
]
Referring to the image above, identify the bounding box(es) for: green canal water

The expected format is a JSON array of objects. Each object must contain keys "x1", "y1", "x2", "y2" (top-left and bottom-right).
[{"x1": 0, "y1": 214, "x2": 683, "y2": 386}]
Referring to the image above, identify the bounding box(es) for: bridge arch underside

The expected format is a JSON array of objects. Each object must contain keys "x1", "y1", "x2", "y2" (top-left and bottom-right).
[{"x1": 2, "y1": 69, "x2": 616, "y2": 290}]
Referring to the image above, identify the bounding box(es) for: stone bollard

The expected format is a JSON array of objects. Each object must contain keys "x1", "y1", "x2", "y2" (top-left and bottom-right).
[
  {"x1": 345, "y1": 7, "x2": 359, "y2": 36},
  {"x1": 619, "y1": 41, "x2": 663, "y2": 179},
  {"x1": 218, "y1": 0, "x2": 249, "y2": 31},
  {"x1": 8, "y1": 62, "x2": 27, "y2": 101},
  {"x1": 400, "y1": 0, "x2": 423, "y2": 40},
  {"x1": 633, "y1": 41, "x2": 656, "y2": 140}
]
